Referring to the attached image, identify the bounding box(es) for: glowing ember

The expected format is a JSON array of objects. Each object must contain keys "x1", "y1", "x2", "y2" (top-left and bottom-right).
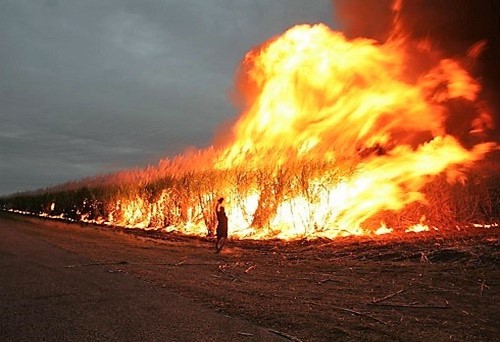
[
  {"x1": 375, "y1": 224, "x2": 394, "y2": 235},
  {"x1": 405, "y1": 224, "x2": 431, "y2": 233}
]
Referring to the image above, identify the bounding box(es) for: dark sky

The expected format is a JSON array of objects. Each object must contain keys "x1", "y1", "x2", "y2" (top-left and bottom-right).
[{"x1": 0, "y1": 0, "x2": 334, "y2": 195}]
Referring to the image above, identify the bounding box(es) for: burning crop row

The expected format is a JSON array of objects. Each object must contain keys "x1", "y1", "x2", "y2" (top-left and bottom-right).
[
  {"x1": 2, "y1": 159, "x2": 499, "y2": 239},
  {"x1": 1, "y1": 3, "x2": 499, "y2": 239}
]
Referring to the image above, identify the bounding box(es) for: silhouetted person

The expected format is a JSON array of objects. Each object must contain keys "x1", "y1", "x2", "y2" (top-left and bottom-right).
[{"x1": 215, "y1": 197, "x2": 228, "y2": 252}]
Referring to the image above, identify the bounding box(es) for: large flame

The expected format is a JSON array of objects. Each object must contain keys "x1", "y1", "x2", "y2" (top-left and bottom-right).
[
  {"x1": 17, "y1": 15, "x2": 497, "y2": 240},
  {"x1": 217, "y1": 24, "x2": 484, "y2": 168},
  {"x1": 203, "y1": 23, "x2": 493, "y2": 238}
]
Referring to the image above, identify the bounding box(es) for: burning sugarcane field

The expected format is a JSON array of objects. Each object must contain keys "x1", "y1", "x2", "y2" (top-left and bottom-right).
[{"x1": 0, "y1": 1, "x2": 499, "y2": 341}]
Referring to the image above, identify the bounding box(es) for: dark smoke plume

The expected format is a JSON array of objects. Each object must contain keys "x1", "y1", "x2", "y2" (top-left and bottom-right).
[{"x1": 333, "y1": 0, "x2": 500, "y2": 140}]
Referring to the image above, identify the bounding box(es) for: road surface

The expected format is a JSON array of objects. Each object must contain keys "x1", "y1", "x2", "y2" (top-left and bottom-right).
[{"x1": 0, "y1": 213, "x2": 285, "y2": 341}]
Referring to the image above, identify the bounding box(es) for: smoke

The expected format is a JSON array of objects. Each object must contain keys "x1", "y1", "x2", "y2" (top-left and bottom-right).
[
  {"x1": 333, "y1": 0, "x2": 393, "y2": 41},
  {"x1": 332, "y1": 0, "x2": 500, "y2": 141}
]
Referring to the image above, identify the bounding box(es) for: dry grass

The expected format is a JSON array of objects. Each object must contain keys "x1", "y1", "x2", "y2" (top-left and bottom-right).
[{"x1": 1, "y1": 159, "x2": 499, "y2": 235}]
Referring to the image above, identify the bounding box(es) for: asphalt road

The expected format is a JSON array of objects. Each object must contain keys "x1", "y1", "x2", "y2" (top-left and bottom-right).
[{"x1": 0, "y1": 214, "x2": 284, "y2": 342}]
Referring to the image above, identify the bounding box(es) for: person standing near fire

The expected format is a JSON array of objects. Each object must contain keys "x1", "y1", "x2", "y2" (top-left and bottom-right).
[{"x1": 215, "y1": 197, "x2": 228, "y2": 252}]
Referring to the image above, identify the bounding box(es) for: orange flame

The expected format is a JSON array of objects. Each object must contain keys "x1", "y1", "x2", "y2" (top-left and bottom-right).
[
  {"x1": 84, "y1": 23, "x2": 496, "y2": 240},
  {"x1": 200, "y1": 23, "x2": 493, "y2": 238}
]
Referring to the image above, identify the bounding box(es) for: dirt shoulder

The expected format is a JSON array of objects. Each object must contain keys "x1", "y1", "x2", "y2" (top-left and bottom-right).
[{"x1": 1, "y1": 212, "x2": 498, "y2": 341}]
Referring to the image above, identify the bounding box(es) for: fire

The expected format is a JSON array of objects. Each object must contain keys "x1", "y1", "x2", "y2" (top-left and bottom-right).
[
  {"x1": 204, "y1": 23, "x2": 493, "y2": 239},
  {"x1": 97, "y1": 22, "x2": 495, "y2": 240},
  {"x1": 5, "y1": 7, "x2": 497, "y2": 240},
  {"x1": 217, "y1": 24, "x2": 487, "y2": 169}
]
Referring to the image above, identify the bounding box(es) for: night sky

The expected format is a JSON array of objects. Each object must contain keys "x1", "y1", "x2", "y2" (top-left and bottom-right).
[{"x1": 1, "y1": 1, "x2": 498, "y2": 196}]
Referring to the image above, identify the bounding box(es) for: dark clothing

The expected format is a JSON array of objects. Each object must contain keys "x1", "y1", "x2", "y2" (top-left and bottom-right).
[{"x1": 216, "y1": 204, "x2": 228, "y2": 238}]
